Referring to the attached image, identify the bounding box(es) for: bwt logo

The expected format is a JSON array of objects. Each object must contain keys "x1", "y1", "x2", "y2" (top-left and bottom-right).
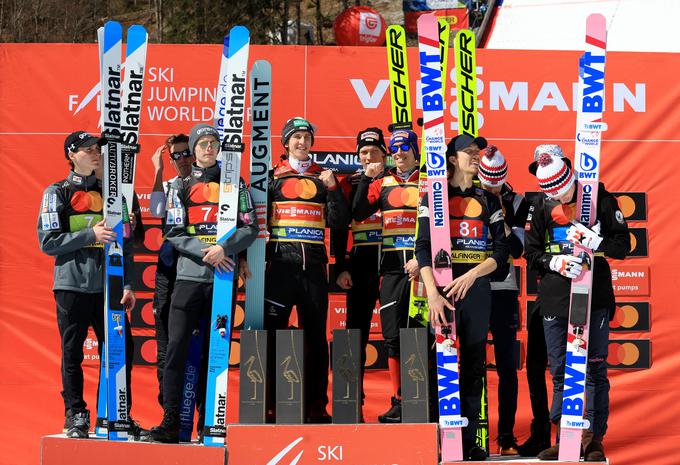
[
  {"x1": 562, "y1": 350, "x2": 586, "y2": 419},
  {"x1": 578, "y1": 152, "x2": 598, "y2": 178}
]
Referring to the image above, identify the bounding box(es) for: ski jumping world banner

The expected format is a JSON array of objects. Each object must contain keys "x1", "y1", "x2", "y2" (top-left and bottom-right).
[{"x1": 0, "y1": 43, "x2": 676, "y2": 465}]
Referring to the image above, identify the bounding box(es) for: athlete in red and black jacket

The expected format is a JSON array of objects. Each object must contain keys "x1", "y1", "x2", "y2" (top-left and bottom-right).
[
  {"x1": 264, "y1": 117, "x2": 349, "y2": 423},
  {"x1": 352, "y1": 128, "x2": 421, "y2": 423}
]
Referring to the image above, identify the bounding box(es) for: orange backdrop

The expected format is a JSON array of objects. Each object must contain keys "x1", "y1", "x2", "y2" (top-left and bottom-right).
[{"x1": 0, "y1": 43, "x2": 677, "y2": 465}]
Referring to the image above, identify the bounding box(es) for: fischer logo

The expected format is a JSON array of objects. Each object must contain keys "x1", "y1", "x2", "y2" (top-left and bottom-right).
[
  {"x1": 386, "y1": 27, "x2": 410, "y2": 125},
  {"x1": 455, "y1": 31, "x2": 476, "y2": 136}
]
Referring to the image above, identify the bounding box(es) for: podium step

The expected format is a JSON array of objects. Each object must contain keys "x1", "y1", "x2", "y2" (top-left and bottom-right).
[{"x1": 41, "y1": 434, "x2": 226, "y2": 465}]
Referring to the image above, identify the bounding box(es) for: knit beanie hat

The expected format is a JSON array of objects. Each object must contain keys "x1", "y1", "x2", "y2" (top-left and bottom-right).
[
  {"x1": 478, "y1": 145, "x2": 508, "y2": 187},
  {"x1": 535, "y1": 153, "x2": 575, "y2": 198},
  {"x1": 529, "y1": 144, "x2": 571, "y2": 175},
  {"x1": 356, "y1": 127, "x2": 387, "y2": 154},
  {"x1": 188, "y1": 123, "x2": 220, "y2": 155},
  {"x1": 282, "y1": 117, "x2": 315, "y2": 146}
]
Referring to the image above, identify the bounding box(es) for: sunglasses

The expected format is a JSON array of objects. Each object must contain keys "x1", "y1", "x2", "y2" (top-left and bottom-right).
[
  {"x1": 197, "y1": 140, "x2": 220, "y2": 151},
  {"x1": 389, "y1": 143, "x2": 411, "y2": 154},
  {"x1": 170, "y1": 149, "x2": 193, "y2": 161}
]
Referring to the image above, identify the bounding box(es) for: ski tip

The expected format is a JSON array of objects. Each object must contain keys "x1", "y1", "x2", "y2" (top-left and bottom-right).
[
  {"x1": 126, "y1": 25, "x2": 148, "y2": 56},
  {"x1": 417, "y1": 13, "x2": 438, "y2": 28},
  {"x1": 252, "y1": 60, "x2": 272, "y2": 73},
  {"x1": 103, "y1": 22, "x2": 123, "y2": 52},
  {"x1": 586, "y1": 13, "x2": 607, "y2": 40},
  {"x1": 227, "y1": 26, "x2": 250, "y2": 57}
]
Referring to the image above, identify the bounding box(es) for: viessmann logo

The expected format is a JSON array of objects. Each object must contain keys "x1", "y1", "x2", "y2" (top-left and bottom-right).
[{"x1": 350, "y1": 73, "x2": 647, "y2": 131}]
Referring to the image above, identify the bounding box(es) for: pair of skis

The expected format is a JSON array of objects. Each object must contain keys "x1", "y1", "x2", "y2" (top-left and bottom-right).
[
  {"x1": 559, "y1": 13, "x2": 608, "y2": 461},
  {"x1": 96, "y1": 21, "x2": 148, "y2": 441}
]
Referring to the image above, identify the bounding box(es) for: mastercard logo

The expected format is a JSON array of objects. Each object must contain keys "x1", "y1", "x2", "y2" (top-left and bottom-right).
[
  {"x1": 607, "y1": 342, "x2": 640, "y2": 366},
  {"x1": 189, "y1": 182, "x2": 220, "y2": 203},
  {"x1": 281, "y1": 178, "x2": 318, "y2": 200},
  {"x1": 71, "y1": 191, "x2": 103, "y2": 213},
  {"x1": 617, "y1": 195, "x2": 636, "y2": 218},
  {"x1": 629, "y1": 232, "x2": 637, "y2": 253},
  {"x1": 387, "y1": 186, "x2": 419, "y2": 208},
  {"x1": 233, "y1": 303, "x2": 245, "y2": 328},
  {"x1": 610, "y1": 304, "x2": 639, "y2": 329},
  {"x1": 550, "y1": 203, "x2": 576, "y2": 225},
  {"x1": 142, "y1": 264, "x2": 157, "y2": 290},
  {"x1": 449, "y1": 197, "x2": 482, "y2": 217},
  {"x1": 365, "y1": 343, "x2": 378, "y2": 367},
  {"x1": 143, "y1": 226, "x2": 164, "y2": 252},
  {"x1": 229, "y1": 340, "x2": 241, "y2": 366},
  {"x1": 140, "y1": 301, "x2": 155, "y2": 327},
  {"x1": 140, "y1": 338, "x2": 158, "y2": 365}
]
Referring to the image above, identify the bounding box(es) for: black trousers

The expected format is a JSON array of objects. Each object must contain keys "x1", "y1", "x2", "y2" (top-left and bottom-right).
[
  {"x1": 153, "y1": 268, "x2": 175, "y2": 406},
  {"x1": 378, "y1": 272, "x2": 412, "y2": 358},
  {"x1": 264, "y1": 261, "x2": 330, "y2": 409},
  {"x1": 525, "y1": 304, "x2": 550, "y2": 425},
  {"x1": 55, "y1": 290, "x2": 133, "y2": 414},
  {"x1": 489, "y1": 289, "x2": 519, "y2": 436},
  {"x1": 345, "y1": 254, "x2": 380, "y2": 395},
  {"x1": 162, "y1": 280, "x2": 211, "y2": 414},
  {"x1": 451, "y1": 278, "x2": 491, "y2": 446}
]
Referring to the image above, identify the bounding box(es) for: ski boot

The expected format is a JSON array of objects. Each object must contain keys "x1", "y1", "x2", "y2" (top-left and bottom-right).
[
  {"x1": 517, "y1": 420, "x2": 552, "y2": 456},
  {"x1": 66, "y1": 410, "x2": 90, "y2": 439},
  {"x1": 377, "y1": 396, "x2": 401, "y2": 423},
  {"x1": 582, "y1": 431, "x2": 606, "y2": 462},
  {"x1": 149, "y1": 408, "x2": 180, "y2": 443},
  {"x1": 498, "y1": 433, "x2": 519, "y2": 455}
]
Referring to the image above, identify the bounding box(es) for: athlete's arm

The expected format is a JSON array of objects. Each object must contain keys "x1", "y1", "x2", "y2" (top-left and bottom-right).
[
  {"x1": 352, "y1": 174, "x2": 381, "y2": 222},
  {"x1": 218, "y1": 179, "x2": 259, "y2": 256},
  {"x1": 37, "y1": 186, "x2": 98, "y2": 256},
  {"x1": 597, "y1": 187, "x2": 630, "y2": 260},
  {"x1": 164, "y1": 181, "x2": 207, "y2": 259}
]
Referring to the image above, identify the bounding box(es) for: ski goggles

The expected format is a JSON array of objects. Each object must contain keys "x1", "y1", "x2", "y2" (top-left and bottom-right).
[
  {"x1": 389, "y1": 143, "x2": 412, "y2": 154},
  {"x1": 170, "y1": 149, "x2": 193, "y2": 161},
  {"x1": 197, "y1": 140, "x2": 220, "y2": 151}
]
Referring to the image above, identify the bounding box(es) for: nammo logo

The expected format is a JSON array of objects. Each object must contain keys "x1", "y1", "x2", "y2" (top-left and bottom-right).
[{"x1": 266, "y1": 436, "x2": 304, "y2": 465}]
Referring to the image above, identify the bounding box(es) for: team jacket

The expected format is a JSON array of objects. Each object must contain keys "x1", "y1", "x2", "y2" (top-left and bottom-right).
[
  {"x1": 165, "y1": 163, "x2": 258, "y2": 283},
  {"x1": 491, "y1": 185, "x2": 530, "y2": 291},
  {"x1": 267, "y1": 157, "x2": 349, "y2": 268},
  {"x1": 524, "y1": 182, "x2": 630, "y2": 318},
  {"x1": 353, "y1": 168, "x2": 419, "y2": 274},
  {"x1": 37, "y1": 171, "x2": 134, "y2": 293},
  {"x1": 415, "y1": 184, "x2": 509, "y2": 279},
  {"x1": 330, "y1": 169, "x2": 384, "y2": 276}
]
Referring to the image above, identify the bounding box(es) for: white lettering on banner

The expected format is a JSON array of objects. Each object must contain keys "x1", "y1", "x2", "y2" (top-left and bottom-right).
[
  {"x1": 267, "y1": 436, "x2": 304, "y2": 465},
  {"x1": 349, "y1": 79, "x2": 390, "y2": 108},
  {"x1": 317, "y1": 445, "x2": 343, "y2": 461}
]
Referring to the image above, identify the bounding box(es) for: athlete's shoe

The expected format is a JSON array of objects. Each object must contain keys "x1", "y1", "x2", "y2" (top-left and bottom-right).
[
  {"x1": 66, "y1": 410, "x2": 90, "y2": 439},
  {"x1": 498, "y1": 433, "x2": 519, "y2": 455},
  {"x1": 149, "y1": 408, "x2": 179, "y2": 444},
  {"x1": 377, "y1": 397, "x2": 401, "y2": 423}
]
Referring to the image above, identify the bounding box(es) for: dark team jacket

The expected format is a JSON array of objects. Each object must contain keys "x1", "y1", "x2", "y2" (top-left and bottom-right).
[
  {"x1": 267, "y1": 157, "x2": 350, "y2": 269},
  {"x1": 499, "y1": 184, "x2": 530, "y2": 260},
  {"x1": 165, "y1": 163, "x2": 258, "y2": 283},
  {"x1": 330, "y1": 169, "x2": 384, "y2": 276},
  {"x1": 353, "y1": 168, "x2": 420, "y2": 274},
  {"x1": 415, "y1": 184, "x2": 510, "y2": 279},
  {"x1": 37, "y1": 171, "x2": 134, "y2": 293},
  {"x1": 524, "y1": 182, "x2": 630, "y2": 319}
]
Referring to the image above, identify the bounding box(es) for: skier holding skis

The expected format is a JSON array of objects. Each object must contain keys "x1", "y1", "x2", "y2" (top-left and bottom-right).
[
  {"x1": 150, "y1": 124, "x2": 258, "y2": 443},
  {"x1": 331, "y1": 127, "x2": 387, "y2": 413},
  {"x1": 264, "y1": 117, "x2": 349, "y2": 423},
  {"x1": 525, "y1": 152, "x2": 629, "y2": 461},
  {"x1": 148, "y1": 134, "x2": 195, "y2": 405},
  {"x1": 352, "y1": 129, "x2": 421, "y2": 423},
  {"x1": 416, "y1": 134, "x2": 510, "y2": 461},
  {"x1": 38, "y1": 132, "x2": 137, "y2": 439},
  {"x1": 477, "y1": 145, "x2": 530, "y2": 455},
  {"x1": 517, "y1": 144, "x2": 569, "y2": 456}
]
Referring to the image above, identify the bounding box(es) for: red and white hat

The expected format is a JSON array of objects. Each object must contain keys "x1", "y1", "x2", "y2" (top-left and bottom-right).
[
  {"x1": 478, "y1": 145, "x2": 508, "y2": 187},
  {"x1": 535, "y1": 153, "x2": 575, "y2": 198}
]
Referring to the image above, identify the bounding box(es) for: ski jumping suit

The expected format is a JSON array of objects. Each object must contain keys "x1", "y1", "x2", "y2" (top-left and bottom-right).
[
  {"x1": 264, "y1": 157, "x2": 350, "y2": 416},
  {"x1": 524, "y1": 182, "x2": 629, "y2": 437},
  {"x1": 38, "y1": 171, "x2": 135, "y2": 416},
  {"x1": 353, "y1": 168, "x2": 420, "y2": 363},
  {"x1": 163, "y1": 163, "x2": 257, "y2": 422},
  {"x1": 415, "y1": 184, "x2": 509, "y2": 447}
]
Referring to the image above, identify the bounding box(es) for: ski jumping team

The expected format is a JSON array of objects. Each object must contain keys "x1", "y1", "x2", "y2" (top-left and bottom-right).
[{"x1": 39, "y1": 117, "x2": 629, "y2": 461}]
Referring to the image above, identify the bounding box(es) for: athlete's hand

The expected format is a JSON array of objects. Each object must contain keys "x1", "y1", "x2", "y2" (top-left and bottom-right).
[
  {"x1": 93, "y1": 218, "x2": 116, "y2": 244},
  {"x1": 238, "y1": 257, "x2": 252, "y2": 281},
  {"x1": 444, "y1": 269, "x2": 479, "y2": 301},
  {"x1": 365, "y1": 162, "x2": 382, "y2": 179},
  {"x1": 427, "y1": 288, "x2": 454, "y2": 327},
  {"x1": 152, "y1": 145, "x2": 165, "y2": 173},
  {"x1": 121, "y1": 289, "x2": 136, "y2": 311},
  {"x1": 549, "y1": 254, "x2": 584, "y2": 279},
  {"x1": 336, "y1": 271, "x2": 353, "y2": 289},
  {"x1": 201, "y1": 245, "x2": 236, "y2": 273},
  {"x1": 567, "y1": 220, "x2": 603, "y2": 251},
  {"x1": 404, "y1": 258, "x2": 420, "y2": 281},
  {"x1": 129, "y1": 212, "x2": 137, "y2": 231},
  {"x1": 318, "y1": 170, "x2": 337, "y2": 189}
]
